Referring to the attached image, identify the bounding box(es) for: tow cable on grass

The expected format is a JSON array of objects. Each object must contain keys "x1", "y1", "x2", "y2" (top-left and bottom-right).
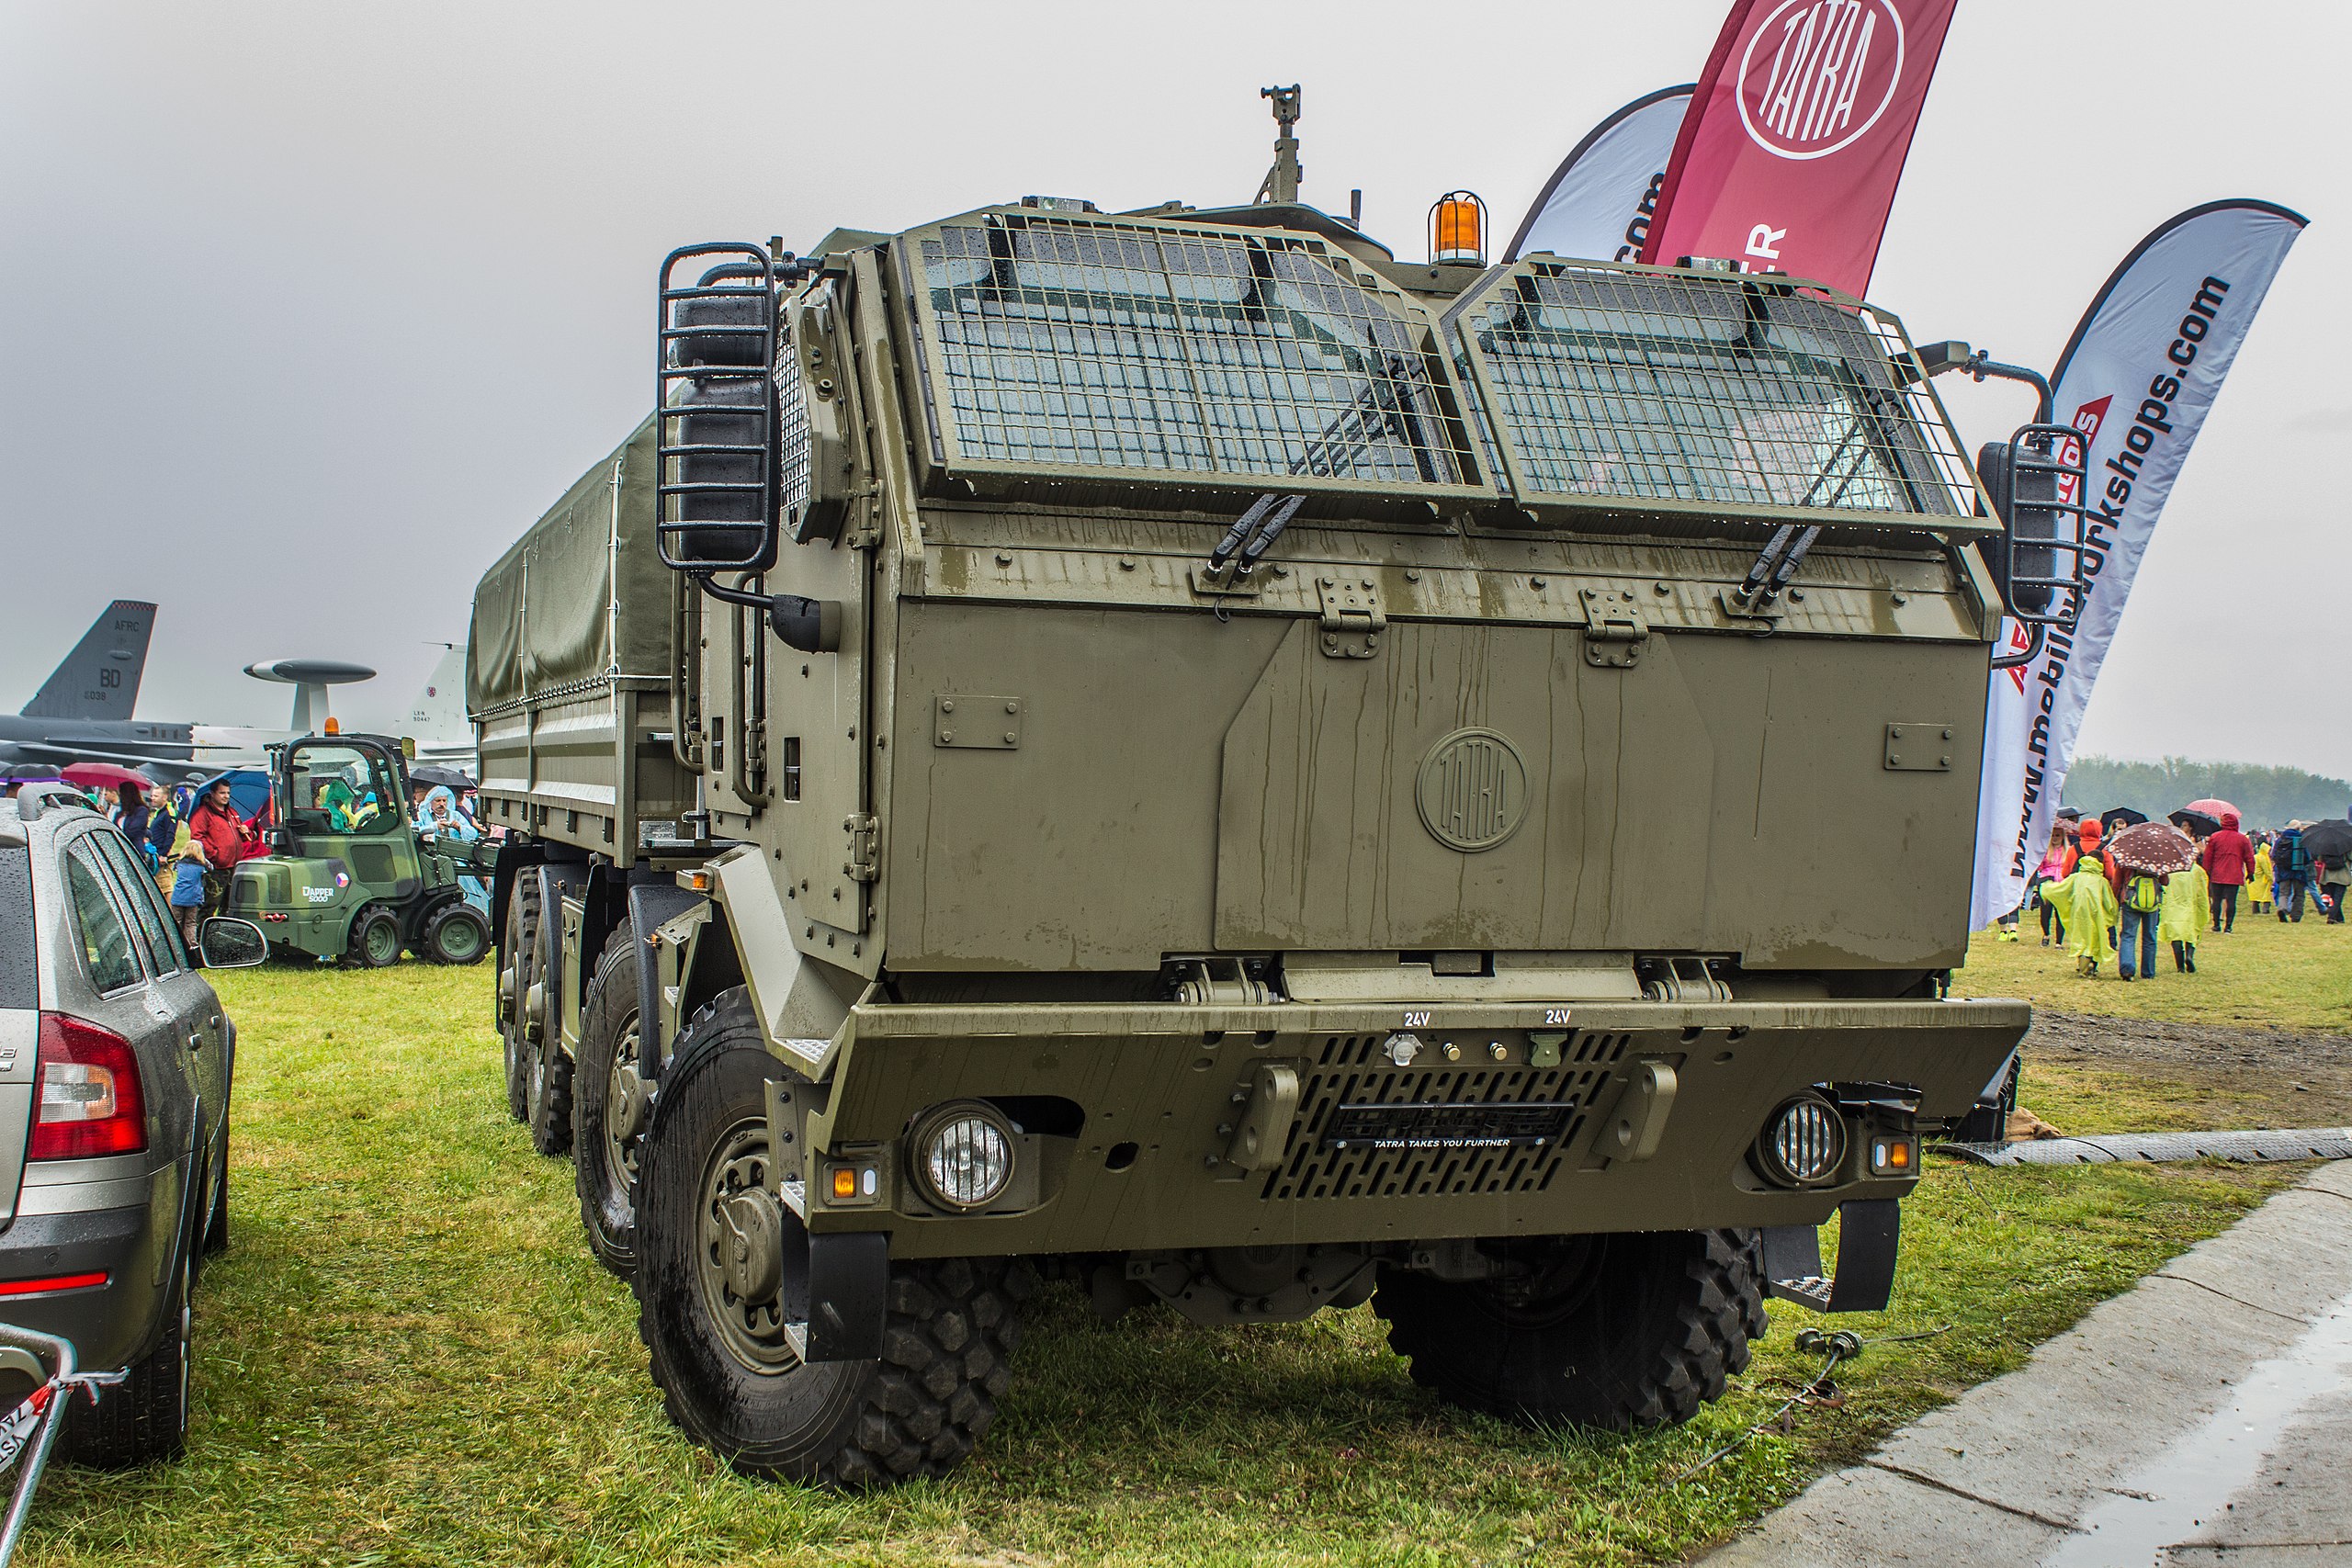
[{"x1": 1672, "y1": 1323, "x2": 1955, "y2": 1483}]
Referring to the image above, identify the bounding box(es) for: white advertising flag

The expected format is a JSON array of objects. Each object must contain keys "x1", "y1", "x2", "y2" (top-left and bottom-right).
[
  {"x1": 1506, "y1": 86, "x2": 1692, "y2": 263},
  {"x1": 1969, "y1": 200, "x2": 2305, "y2": 928}
]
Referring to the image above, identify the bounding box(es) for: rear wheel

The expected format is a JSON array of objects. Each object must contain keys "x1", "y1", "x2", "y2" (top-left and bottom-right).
[
  {"x1": 62, "y1": 1248, "x2": 191, "y2": 1467},
  {"x1": 347, "y1": 908, "x2": 401, "y2": 969},
  {"x1": 500, "y1": 875, "x2": 542, "y2": 1122},
  {"x1": 573, "y1": 927, "x2": 645, "y2": 1277},
  {"x1": 634, "y1": 990, "x2": 1030, "y2": 1485},
  {"x1": 1374, "y1": 1229, "x2": 1767, "y2": 1431},
  {"x1": 424, "y1": 901, "x2": 491, "y2": 965},
  {"x1": 524, "y1": 897, "x2": 573, "y2": 1158}
]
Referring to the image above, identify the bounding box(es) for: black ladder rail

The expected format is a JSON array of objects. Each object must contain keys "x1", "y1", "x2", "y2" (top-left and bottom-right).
[{"x1": 656, "y1": 243, "x2": 780, "y2": 575}]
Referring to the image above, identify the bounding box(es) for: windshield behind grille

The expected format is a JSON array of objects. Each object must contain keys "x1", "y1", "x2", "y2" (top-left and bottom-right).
[{"x1": 908, "y1": 215, "x2": 1480, "y2": 491}]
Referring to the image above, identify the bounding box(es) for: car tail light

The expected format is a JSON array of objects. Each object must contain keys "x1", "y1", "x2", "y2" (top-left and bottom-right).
[{"x1": 29, "y1": 1014, "x2": 147, "y2": 1160}]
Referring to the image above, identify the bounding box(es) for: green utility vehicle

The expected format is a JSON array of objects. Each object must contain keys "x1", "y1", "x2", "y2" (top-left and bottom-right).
[
  {"x1": 229, "y1": 732, "x2": 493, "y2": 966},
  {"x1": 470, "y1": 95, "x2": 2069, "y2": 1485}
]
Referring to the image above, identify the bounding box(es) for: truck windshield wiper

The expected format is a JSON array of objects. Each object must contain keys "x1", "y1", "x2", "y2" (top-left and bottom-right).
[{"x1": 1207, "y1": 492, "x2": 1306, "y2": 578}]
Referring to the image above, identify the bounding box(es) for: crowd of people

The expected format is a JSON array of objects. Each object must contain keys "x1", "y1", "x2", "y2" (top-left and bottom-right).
[
  {"x1": 1, "y1": 769, "x2": 495, "y2": 953},
  {"x1": 2001, "y1": 807, "x2": 2347, "y2": 980}
]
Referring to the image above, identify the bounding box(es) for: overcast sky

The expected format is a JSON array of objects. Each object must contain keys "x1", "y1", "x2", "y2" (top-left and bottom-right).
[{"x1": 4, "y1": 1, "x2": 2346, "y2": 774}]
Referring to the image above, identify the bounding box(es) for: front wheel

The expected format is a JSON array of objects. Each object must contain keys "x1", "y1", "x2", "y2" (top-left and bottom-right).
[
  {"x1": 1374, "y1": 1229, "x2": 1768, "y2": 1431},
  {"x1": 346, "y1": 908, "x2": 401, "y2": 969},
  {"x1": 633, "y1": 990, "x2": 1031, "y2": 1485},
  {"x1": 424, "y1": 902, "x2": 491, "y2": 965}
]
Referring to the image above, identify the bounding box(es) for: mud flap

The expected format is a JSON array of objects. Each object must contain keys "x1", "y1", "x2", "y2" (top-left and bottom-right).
[
  {"x1": 628, "y1": 883, "x2": 706, "y2": 1075},
  {"x1": 1761, "y1": 1198, "x2": 1900, "y2": 1314},
  {"x1": 806, "y1": 1232, "x2": 888, "y2": 1361}
]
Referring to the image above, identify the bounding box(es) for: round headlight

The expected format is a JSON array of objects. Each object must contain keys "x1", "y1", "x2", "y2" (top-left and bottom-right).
[
  {"x1": 1757, "y1": 1095, "x2": 1848, "y2": 1188},
  {"x1": 911, "y1": 1102, "x2": 1015, "y2": 1212}
]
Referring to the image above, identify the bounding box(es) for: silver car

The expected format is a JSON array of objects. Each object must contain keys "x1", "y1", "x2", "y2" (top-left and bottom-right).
[{"x1": 0, "y1": 784, "x2": 261, "y2": 1465}]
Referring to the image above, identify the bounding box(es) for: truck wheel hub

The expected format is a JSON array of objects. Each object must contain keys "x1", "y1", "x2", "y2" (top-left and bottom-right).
[
  {"x1": 696, "y1": 1129, "x2": 794, "y2": 1370},
  {"x1": 608, "y1": 1055, "x2": 650, "y2": 1145}
]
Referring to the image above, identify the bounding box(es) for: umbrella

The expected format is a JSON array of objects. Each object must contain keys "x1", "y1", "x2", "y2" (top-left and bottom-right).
[
  {"x1": 192, "y1": 768, "x2": 271, "y2": 822},
  {"x1": 2301, "y1": 819, "x2": 2352, "y2": 863},
  {"x1": 2183, "y1": 797, "x2": 2238, "y2": 820},
  {"x1": 410, "y1": 764, "x2": 477, "y2": 793},
  {"x1": 2167, "y1": 807, "x2": 2221, "y2": 838},
  {"x1": 2110, "y1": 821, "x2": 2199, "y2": 875},
  {"x1": 0, "y1": 764, "x2": 62, "y2": 784},
  {"x1": 2098, "y1": 807, "x2": 2148, "y2": 835},
  {"x1": 61, "y1": 761, "x2": 153, "y2": 793}
]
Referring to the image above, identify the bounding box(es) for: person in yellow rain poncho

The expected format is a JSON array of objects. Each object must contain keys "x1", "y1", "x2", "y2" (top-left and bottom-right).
[
  {"x1": 2043, "y1": 859, "x2": 2118, "y2": 976},
  {"x1": 2245, "y1": 840, "x2": 2273, "y2": 916},
  {"x1": 2159, "y1": 862, "x2": 2208, "y2": 974}
]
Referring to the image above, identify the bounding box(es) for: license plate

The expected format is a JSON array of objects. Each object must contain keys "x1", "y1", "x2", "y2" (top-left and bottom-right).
[{"x1": 1324, "y1": 1101, "x2": 1574, "y2": 1151}]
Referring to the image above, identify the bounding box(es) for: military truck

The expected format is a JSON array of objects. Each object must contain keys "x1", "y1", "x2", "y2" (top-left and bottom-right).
[
  {"x1": 469, "y1": 98, "x2": 2057, "y2": 1484},
  {"x1": 228, "y1": 730, "x2": 493, "y2": 966}
]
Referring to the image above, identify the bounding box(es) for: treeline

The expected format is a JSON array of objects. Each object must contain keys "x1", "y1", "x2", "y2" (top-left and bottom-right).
[{"x1": 2063, "y1": 756, "x2": 2352, "y2": 829}]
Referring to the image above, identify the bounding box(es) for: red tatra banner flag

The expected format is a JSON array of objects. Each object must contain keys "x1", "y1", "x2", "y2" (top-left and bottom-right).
[{"x1": 1640, "y1": 0, "x2": 1961, "y2": 295}]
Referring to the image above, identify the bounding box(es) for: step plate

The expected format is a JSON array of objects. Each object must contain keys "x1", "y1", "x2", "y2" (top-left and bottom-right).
[{"x1": 1938, "y1": 1128, "x2": 2352, "y2": 1167}]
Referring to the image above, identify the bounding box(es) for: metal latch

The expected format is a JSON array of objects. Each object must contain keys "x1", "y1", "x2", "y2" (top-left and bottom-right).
[
  {"x1": 842, "y1": 813, "x2": 878, "y2": 883},
  {"x1": 1580, "y1": 588, "x2": 1649, "y2": 668},
  {"x1": 1317, "y1": 576, "x2": 1384, "y2": 659}
]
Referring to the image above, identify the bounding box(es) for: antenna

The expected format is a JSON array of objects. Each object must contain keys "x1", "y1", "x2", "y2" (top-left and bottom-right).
[{"x1": 1255, "y1": 85, "x2": 1302, "y2": 205}]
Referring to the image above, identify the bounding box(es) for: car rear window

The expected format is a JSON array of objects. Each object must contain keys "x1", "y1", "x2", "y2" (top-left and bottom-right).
[{"x1": 0, "y1": 847, "x2": 32, "y2": 1010}]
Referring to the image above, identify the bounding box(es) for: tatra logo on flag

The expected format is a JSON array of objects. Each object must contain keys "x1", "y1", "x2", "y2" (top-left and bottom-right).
[
  {"x1": 1736, "y1": 0, "x2": 1907, "y2": 161},
  {"x1": 1641, "y1": 0, "x2": 1959, "y2": 297}
]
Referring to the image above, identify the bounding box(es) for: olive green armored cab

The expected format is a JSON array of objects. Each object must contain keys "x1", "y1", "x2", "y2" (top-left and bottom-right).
[{"x1": 469, "y1": 111, "x2": 2034, "y2": 1483}]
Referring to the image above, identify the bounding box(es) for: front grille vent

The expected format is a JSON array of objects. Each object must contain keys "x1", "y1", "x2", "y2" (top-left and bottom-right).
[{"x1": 1262, "y1": 1027, "x2": 1634, "y2": 1201}]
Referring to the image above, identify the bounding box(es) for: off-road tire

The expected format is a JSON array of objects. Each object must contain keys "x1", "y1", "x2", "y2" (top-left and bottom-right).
[
  {"x1": 346, "y1": 907, "x2": 401, "y2": 969},
  {"x1": 1374, "y1": 1229, "x2": 1767, "y2": 1431},
  {"x1": 423, "y1": 901, "x2": 492, "y2": 965},
  {"x1": 573, "y1": 926, "x2": 643, "y2": 1278},
  {"x1": 501, "y1": 876, "x2": 541, "y2": 1122},
  {"x1": 61, "y1": 1249, "x2": 191, "y2": 1467},
  {"x1": 634, "y1": 990, "x2": 1032, "y2": 1485},
  {"x1": 524, "y1": 910, "x2": 573, "y2": 1158}
]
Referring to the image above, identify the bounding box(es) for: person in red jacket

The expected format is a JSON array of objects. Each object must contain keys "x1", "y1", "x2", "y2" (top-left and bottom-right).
[
  {"x1": 187, "y1": 781, "x2": 255, "y2": 917},
  {"x1": 2199, "y1": 811, "x2": 2254, "y2": 933},
  {"x1": 2075, "y1": 818, "x2": 2120, "y2": 889}
]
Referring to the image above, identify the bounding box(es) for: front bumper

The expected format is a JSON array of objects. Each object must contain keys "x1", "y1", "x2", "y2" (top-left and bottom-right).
[{"x1": 797, "y1": 995, "x2": 2030, "y2": 1259}]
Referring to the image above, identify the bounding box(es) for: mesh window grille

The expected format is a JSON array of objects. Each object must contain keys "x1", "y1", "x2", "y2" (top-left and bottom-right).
[
  {"x1": 914, "y1": 216, "x2": 1473, "y2": 486},
  {"x1": 1461, "y1": 262, "x2": 1970, "y2": 516},
  {"x1": 774, "y1": 324, "x2": 811, "y2": 527}
]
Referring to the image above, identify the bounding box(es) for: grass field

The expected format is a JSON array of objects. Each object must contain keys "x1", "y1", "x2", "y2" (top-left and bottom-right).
[
  {"x1": 1952, "y1": 902, "x2": 2352, "y2": 1036},
  {"x1": 12, "y1": 963, "x2": 2315, "y2": 1567}
]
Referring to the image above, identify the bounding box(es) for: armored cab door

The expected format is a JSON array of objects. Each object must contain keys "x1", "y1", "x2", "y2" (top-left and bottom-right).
[{"x1": 698, "y1": 269, "x2": 874, "y2": 942}]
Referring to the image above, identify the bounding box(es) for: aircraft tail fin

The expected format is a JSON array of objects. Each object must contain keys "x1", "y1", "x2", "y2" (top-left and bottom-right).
[{"x1": 20, "y1": 601, "x2": 156, "y2": 719}]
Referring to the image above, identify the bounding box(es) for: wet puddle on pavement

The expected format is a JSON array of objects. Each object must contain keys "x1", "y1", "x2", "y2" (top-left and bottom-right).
[{"x1": 2041, "y1": 1286, "x2": 2352, "y2": 1566}]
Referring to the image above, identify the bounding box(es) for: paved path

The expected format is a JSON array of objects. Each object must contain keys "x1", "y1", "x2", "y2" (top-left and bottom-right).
[{"x1": 1704, "y1": 1162, "x2": 2352, "y2": 1567}]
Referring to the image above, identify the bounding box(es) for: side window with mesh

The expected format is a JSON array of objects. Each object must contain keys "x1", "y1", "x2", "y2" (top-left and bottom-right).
[{"x1": 63, "y1": 841, "x2": 142, "y2": 994}]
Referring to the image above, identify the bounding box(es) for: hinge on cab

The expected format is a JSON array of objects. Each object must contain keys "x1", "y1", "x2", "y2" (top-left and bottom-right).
[
  {"x1": 1317, "y1": 576, "x2": 1384, "y2": 659},
  {"x1": 1580, "y1": 587, "x2": 1649, "y2": 668},
  {"x1": 842, "y1": 813, "x2": 879, "y2": 883}
]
